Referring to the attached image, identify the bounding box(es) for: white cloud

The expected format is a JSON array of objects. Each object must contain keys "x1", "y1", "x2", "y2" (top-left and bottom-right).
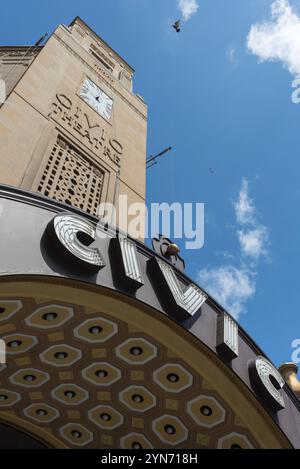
[
  {"x1": 198, "y1": 266, "x2": 255, "y2": 319},
  {"x1": 247, "y1": 0, "x2": 300, "y2": 77},
  {"x1": 238, "y1": 227, "x2": 268, "y2": 259},
  {"x1": 234, "y1": 178, "x2": 255, "y2": 225},
  {"x1": 178, "y1": 0, "x2": 199, "y2": 21},
  {"x1": 197, "y1": 179, "x2": 268, "y2": 319},
  {"x1": 234, "y1": 178, "x2": 269, "y2": 259}
]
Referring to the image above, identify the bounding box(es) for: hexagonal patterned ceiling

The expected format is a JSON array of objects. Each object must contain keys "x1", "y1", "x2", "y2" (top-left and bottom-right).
[{"x1": 0, "y1": 292, "x2": 260, "y2": 449}]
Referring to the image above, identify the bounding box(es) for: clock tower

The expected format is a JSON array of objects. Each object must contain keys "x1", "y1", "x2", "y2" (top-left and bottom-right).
[{"x1": 0, "y1": 17, "x2": 147, "y2": 235}]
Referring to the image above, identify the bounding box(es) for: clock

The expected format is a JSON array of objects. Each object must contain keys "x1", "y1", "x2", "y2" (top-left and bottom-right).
[{"x1": 80, "y1": 78, "x2": 113, "y2": 121}]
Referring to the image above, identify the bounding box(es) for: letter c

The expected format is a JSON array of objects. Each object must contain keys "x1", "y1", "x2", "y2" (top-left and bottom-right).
[
  {"x1": 46, "y1": 214, "x2": 105, "y2": 270},
  {"x1": 56, "y1": 94, "x2": 72, "y2": 109},
  {"x1": 109, "y1": 139, "x2": 123, "y2": 155},
  {"x1": 249, "y1": 356, "x2": 285, "y2": 410}
]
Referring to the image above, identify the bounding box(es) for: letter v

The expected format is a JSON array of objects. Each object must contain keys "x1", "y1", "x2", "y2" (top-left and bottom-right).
[
  {"x1": 150, "y1": 257, "x2": 207, "y2": 320},
  {"x1": 84, "y1": 113, "x2": 100, "y2": 130}
]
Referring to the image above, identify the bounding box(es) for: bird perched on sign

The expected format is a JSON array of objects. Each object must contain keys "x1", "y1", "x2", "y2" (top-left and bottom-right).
[{"x1": 172, "y1": 20, "x2": 181, "y2": 33}]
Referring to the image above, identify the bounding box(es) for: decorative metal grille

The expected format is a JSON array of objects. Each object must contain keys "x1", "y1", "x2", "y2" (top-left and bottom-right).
[{"x1": 38, "y1": 137, "x2": 104, "y2": 216}]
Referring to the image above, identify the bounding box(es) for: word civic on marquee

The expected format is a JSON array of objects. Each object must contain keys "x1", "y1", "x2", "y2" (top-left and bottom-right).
[{"x1": 43, "y1": 212, "x2": 286, "y2": 412}]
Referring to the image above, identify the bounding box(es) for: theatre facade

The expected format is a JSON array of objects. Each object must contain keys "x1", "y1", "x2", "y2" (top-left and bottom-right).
[{"x1": 0, "y1": 17, "x2": 300, "y2": 450}]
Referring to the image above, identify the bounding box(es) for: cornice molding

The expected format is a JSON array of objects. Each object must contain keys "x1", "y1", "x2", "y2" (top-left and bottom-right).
[{"x1": 69, "y1": 16, "x2": 134, "y2": 74}]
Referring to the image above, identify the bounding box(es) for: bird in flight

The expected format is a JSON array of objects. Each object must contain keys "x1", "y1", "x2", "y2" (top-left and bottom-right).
[
  {"x1": 209, "y1": 168, "x2": 214, "y2": 174},
  {"x1": 173, "y1": 20, "x2": 181, "y2": 33}
]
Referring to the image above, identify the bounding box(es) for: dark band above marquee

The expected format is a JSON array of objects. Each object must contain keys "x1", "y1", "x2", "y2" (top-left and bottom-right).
[{"x1": 0, "y1": 184, "x2": 300, "y2": 448}]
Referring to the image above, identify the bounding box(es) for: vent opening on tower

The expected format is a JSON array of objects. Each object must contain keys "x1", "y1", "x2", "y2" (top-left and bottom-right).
[{"x1": 37, "y1": 136, "x2": 104, "y2": 216}]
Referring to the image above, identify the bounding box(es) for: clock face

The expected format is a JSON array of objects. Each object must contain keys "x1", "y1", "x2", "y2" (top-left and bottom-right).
[{"x1": 80, "y1": 78, "x2": 113, "y2": 121}]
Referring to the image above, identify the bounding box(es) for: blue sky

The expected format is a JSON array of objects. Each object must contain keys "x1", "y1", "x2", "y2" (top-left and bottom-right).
[{"x1": 1, "y1": 0, "x2": 300, "y2": 369}]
